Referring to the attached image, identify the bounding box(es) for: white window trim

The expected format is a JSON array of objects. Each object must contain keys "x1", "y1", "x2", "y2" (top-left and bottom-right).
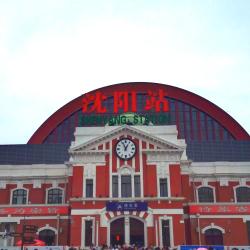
[
  {"x1": 233, "y1": 185, "x2": 250, "y2": 203},
  {"x1": 10, "y1": 188, "x2": 29, "y2": 205},
  {"x1": 46, "y1": 187, "x2": 65, "y2": 204},
  {"x1": 37, "y1": 225, "x2": 57, "y2": 235},
  {"x1": 81, "y1": 216, "x2": 95, "y2": 248},
  {"x1": 201, "y1": 224, "x2": 225, "y2": 234},
  {"x1": 158, "y1": 215, "x2": 174, "y2": 248},
  {"x1": 196, "y1": 185, "x2": 216, "y2": 203},
  {"x1": 157, "y1": 176, "x2": 170, "y2": 198},
  {"x1": 156, "y1": 164, "x2": 170, "y2": 198},
  {"x1": 84, "y1": 178, "x2": 95, "y2": 198}
]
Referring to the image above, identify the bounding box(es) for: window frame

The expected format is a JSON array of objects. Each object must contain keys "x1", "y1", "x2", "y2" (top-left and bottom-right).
[
  {"x1": 121, "y1": 175, "x2": 132, "y2": 198},
  {"x1": 10, "y1": 188, "x2": 29, "y2": 205},
  {"x1": 234, "y1": 185, "x2": 250, "y2": 203},
  {"x1": 85, "y1": 178, "x2": 94, "y2": 198},
  {"x1": 112, "y1": 166, "x2": 141, "y2": 198},
  {"x1": 159, "y1": 178, "x2": 168, "y2": 197},
  {"x1": 157, "y1": 175, "x2": 170, "y2": 198},
  {"x1": 196, "y1": 185, "x2": 216, "y2": 203},
  {"x1": 112, "y1": 175, "x2": 119, "y2": 198},
  {"x1": 46, "y1": 187, "x2": 64, "y2": 204}
]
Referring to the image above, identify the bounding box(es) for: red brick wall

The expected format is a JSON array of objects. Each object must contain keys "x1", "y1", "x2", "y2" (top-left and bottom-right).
[
  {"x1": 72, "y1": 166, "x2": 83, "y2": 198},
  {"x1": 169, "y1": 164, "x2": 181, "y2": 197}
]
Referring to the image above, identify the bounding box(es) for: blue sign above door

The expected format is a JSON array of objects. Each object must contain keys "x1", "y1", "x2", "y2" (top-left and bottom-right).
[{"x1": 106, "y1": 202, "x2": 148, "y2": 211}]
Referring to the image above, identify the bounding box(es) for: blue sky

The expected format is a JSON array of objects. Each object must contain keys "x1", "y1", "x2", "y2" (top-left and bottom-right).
[{"x1": 0, "y1": 0, "x2": 250, "y2": 143}]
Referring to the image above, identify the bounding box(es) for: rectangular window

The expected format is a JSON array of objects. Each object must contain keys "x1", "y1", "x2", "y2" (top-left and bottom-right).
[
  {"x1": 86, "y1": 179, "x2": 93, "y2": 198},
  {"x1": 160, "y1": 178, "x2": 168, "y2": 197},
  {"x1": 121, "y1": 175, "x2": 132, "y2": 197},
  {"x1": 134, "y1": 176, "x2": 141, "y2": 197},
  {"x1": 112, "y1": 176, "x2": 118, "y2": 197}
]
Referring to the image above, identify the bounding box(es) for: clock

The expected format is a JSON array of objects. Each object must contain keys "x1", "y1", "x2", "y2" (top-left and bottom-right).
[{"x1": 115, "y1": 138, "x2": 136, "y2": 160}]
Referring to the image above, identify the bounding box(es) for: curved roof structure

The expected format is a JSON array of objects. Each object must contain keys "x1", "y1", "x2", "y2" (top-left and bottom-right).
[{"x1": 28, "y1": 82, "x2": 250, "y2": 144}]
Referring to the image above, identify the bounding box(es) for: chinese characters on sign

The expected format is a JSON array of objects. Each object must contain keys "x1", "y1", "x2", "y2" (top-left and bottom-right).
[
  {"x1": 189, "y1": 205, "x2": 250, "y2": 214},
  {"x1": 82, "y1": 89, "x2": 169, "y2": 114},
  {"x1": 106, "y1": 202, "x2": 148, "y2": 211},
  {"x1": 0, "y1": 206, "x2": 68, "y2": 215}
]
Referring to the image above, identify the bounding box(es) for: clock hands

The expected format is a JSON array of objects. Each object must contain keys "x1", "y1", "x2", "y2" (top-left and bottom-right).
[{"x1": 121, "y1": 140, "x2": 129, "y2": 151}]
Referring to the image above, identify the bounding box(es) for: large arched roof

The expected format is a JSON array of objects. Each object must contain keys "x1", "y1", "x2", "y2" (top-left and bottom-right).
[{"x1": 28, "y1": 82, "x2": 250, "y2": 144}]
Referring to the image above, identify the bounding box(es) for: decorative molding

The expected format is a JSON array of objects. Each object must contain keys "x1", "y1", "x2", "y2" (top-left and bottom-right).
[
  {"x1": 38, "y1": 225, "x2": 58, "y2": 234},
  {"x1": 52, "y1": 180, "x2": 58, "y2": 188},
  {"x1": 240, "y1": 178, "x2": 247, "y2": 186},
  {"x1": 70, "y1": 125, "x2": 185, "y2": 153},
  {"x1": 33, "y1": 180, "x2": 42, "y2": 188},
  {"x1": 190, "y1": 162, "x2": 250, "y2": 177},
  {"x1": 219, "y1": 178, "x2": 229, "y2": 186},
  {"x1": 17, "y1": 181, "x2": 23, "y2": 188},
  {"x1": 201, "y1": 224, "x2": 225, "y2": 234},
  {"x1": 69, "y1": 152, "x2": 106, "y2": 165},
  {"x1": 202, "y1": 179, "x2": 208, "y2": 186},
  {"x1": 119, "y1": 165, "x2": 134, "y2": 175},
  {"x1": 0, "y1": 181, "x2": 6, "y2": 189},
  {"x1": 146, "y1": 151, "x2": 182, "y2": 163}
]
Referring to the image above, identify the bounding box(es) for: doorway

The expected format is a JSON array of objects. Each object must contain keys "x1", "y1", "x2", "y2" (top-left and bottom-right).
[
  {"x1": 110, "y1": 218, "x2": 125, "y2": 246},
  {"x1": 204, "y1": 228, "x2": 223, "y2": 245},
  {"x1": 130, "y1": 218, "x2": 144, "y2": 247},
  {"x1": 110, "y1": 217, "x2": 145, "y2": 247},
  {"x1": 39, "y1": 229, "x2": 56, "y2": 245},
  {"x1": 161, "y1": 219, "x2": 170, "y2": 248}
]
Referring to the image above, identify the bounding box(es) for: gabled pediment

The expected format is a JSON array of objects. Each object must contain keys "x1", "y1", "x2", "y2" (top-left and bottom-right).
[{"x1": 69, "y1": 125, "x2": 185, "y2": 154}]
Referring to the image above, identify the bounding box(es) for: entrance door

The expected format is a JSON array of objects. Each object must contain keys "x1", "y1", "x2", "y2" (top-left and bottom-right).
[
  {"x1": 205, "y1": 228, "x2": 223, "y2": 245},
  {"x1": 39, "y1": 229, "x2": 55, "y2": 245},
  {"x1": 130, "y1": 218, "x2": 144, "y2": 247},
  {"x1": 110, "y1": 218, "x2": 125, "y2": 246},
  {"x1": 110, "y1": 217, "x2": 145, "y2": 247},
  {"x1": 85, "y1": 220, "x2": 93, "y2": 247},
  {"x1": 162, "y1": 220, "x2": 170, "y2": 248}
]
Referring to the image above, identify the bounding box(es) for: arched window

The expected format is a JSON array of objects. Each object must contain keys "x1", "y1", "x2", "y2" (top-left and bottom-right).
[
  {"x1": 197, "y1": 186, "x2": 214, "y2": 203},
  {"x1": 12, "y1": 189, "x2": 27, "y2": 204},
  {"x1": 47, "y1": 188, "x2": 63, "y2": 204},
  {"x1": 235, "y1": 186, "x2": 250, "y2": 202}
]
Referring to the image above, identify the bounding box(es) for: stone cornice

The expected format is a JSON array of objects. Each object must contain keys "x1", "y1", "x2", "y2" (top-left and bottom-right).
[
  {"x1": 146, "y1": 150, "x2": 183, "y2": 163},
  {"x1": 70, "y1": 125, "x2": 185, "y2": 152},
  {"x1": 70, "y1": 196, "x2": 185, "y2": 202}
]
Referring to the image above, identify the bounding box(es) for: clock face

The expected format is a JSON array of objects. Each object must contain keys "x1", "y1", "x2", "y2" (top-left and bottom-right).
[{"x1": 115, "y1": 138, "x2": 136, "y2": 160}]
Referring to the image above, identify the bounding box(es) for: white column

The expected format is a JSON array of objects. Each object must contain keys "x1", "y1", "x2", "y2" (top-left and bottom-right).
[
  {"x1": 109, "y1": 140, "x2": 112, "y2": 197},
  {"x1": 131, "y1": 173, "x2": 135, "y2": 197},
  {"x1": 96, "y1": 220, "x2": 99, "y2": 246},
  {"x1": 125, "y1": 216, "x2": 130, "y2": 246},
  {"x1": 118, "y1": 175, "x2": 121, "y2": 197},
  {"x1": 139, "y1": 139, "x2": 144, "y2": 197},
  {"x1": 155, "y1": 219, "x2": 159, "y2": 247}
]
